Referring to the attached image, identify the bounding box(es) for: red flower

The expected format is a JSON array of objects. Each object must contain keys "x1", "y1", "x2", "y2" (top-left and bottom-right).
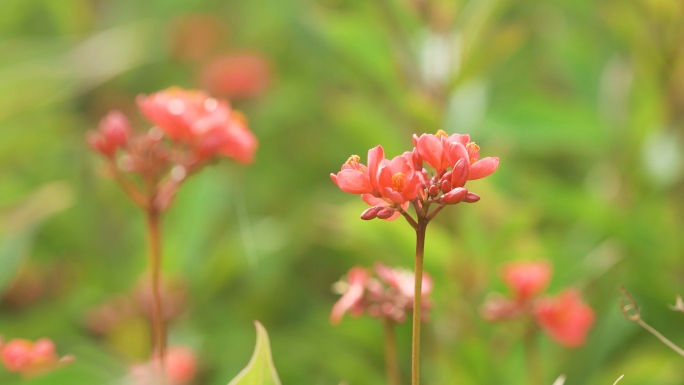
[
  {"x1": 331, "y1": 146, "x2": 421, "y2": 219},
  {"x1": 501, "y1": 261, "x2": 552, "y2": 303},
  {"x1": 199, "y1": 53, "x2": 271, "y2": 99},
  {"x1": 128, "y1": 345, "x2": 197, "y2": 385},
  {"x1": 86, "y1": 110, "x2": 132, "y2": 157},
  {"x1": 534, "y1": 290, "x2": 595, "y2": 347},
  {"x1": 165, "y1": 346, "x2": 198, "y2": 385},
  {"x1": 376, "y1": 151, "x2": 422, "y2": 204},
  {"x1": 0, "y1": 338, "x2": 72, "y2": 376},
  {"x1": 413, "y1": 130, "x2": 499, "y2": 181},
  {"x1": 137, "y1": 88, "x2": 258, "y2": 163},
  {"x1": 375, "y1": 263, "x2": 432, "y2": 299},
  {"x1": 330, "y1": 267, "x2": 370, "y2": 324},
  {"x1": 330, "y1": 146, "x2": 384, "y2": 195}
]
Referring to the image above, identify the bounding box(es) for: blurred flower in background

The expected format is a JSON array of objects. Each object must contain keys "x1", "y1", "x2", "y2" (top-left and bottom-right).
[
  {"x1": 482, "y1": 260, "x2": 594, "y2": 348},
  {"x1": 0, "y1": 337, "x2": 73, "y2": 377},
  {"x1": 199, "y1": 53, "x2": 271, "y2": 100},
  {"x1": 331, "y1": 263, "x2": 432, "y2": 324}
]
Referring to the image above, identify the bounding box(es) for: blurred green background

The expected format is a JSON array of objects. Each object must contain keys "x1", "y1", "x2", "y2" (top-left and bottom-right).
[{"x1": 1, "y1": 0, "x2": 684, "y2": 384}]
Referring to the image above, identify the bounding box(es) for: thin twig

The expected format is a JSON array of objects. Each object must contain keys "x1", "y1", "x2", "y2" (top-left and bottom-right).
[{"x1": 619, "y1": 288, "x2": 684, "y2": 357}]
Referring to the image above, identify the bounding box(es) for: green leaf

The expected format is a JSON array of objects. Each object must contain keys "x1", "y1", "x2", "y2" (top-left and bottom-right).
[
  {"x1": 227, "y1": 321, "x2": 281, "y2": 385},
  {"x1": 0, "y1": 182, "x2": 73, "y2": 294}
]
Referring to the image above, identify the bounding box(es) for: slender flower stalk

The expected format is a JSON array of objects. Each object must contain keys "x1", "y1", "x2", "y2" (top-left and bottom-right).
[
  {"x1": 88, "y1": 88, "x2": 258, "y2": 376},
  {"x1": 412, "y1": 221, "x2": 426, "y2": 385},
  {"x1": 523, "y1": 320, "x2": 543, "y2": 385},
  {"x1": 383, "y1": 318, "x2": 400, "y2": 385},
  {"x1": 146, "y1": 207, "x2": 166, "y2": 364},
  {"x1": 330, "y1": 130, "x2": 499, "y2": 385}
]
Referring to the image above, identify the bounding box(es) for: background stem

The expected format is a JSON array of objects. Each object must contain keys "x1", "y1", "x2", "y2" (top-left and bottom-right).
[
  {"x1": 383, "y1": 318, "x2": 401, "y2": 385},
  {"x1": 523, "y1": 320, "x2": 542, "y2": 385},
  {"x1": 146, "y1": 207, "x2": 166, "y2": 363},
  {"x1": 412, "y1": 223, "x2": 426, "y2": 385}
]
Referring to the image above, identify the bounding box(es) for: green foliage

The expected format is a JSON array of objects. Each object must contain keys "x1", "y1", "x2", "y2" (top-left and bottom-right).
[
  {"x1": 227, "y1": 322, "x2": 281, "y2": 385},
  {"x1": 1, "y1": 0, "x2": 683, "y2": 384}
]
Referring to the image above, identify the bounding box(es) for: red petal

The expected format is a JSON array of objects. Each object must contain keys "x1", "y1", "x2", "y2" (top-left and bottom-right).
[
  {"x1": 333, "y1": 169, "x2": 372, "y2": 194},
  {"x1": 468, "y1": 157, "x2": 499, "y2": 180},
  {"x1": 416, "y1": 134, "x2": 444, "y2": 171}
]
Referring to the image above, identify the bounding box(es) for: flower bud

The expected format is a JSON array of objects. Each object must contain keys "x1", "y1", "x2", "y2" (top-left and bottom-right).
[
  {"x1": 440, "y1": 179, "x2": 452, "y2": 193},
  {"x1": 428, "y1": 184, "x2": 439, "y2": 197},
  {"x1": 451, "y1": 158, "x2": 468, "y2": 188},
  {"x1": 376, "y1": 208, "x2": 394, "y2": 219},
  {"x1": 440, "y1": 187, "x2": 467, "y2": 204},
  {"x1": 464, "y1": 192, "x2": 480, "y2": 203},
  {"x1": 360, "y1": 207, "x2": 380, "y2": 220},
  {"x1": 441, "y1": 170, "x2": 452, "y2": 183}
]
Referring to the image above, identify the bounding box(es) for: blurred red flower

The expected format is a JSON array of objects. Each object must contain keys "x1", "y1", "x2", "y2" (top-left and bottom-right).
[
  {"x1": 534, "y1": 289, "x2": 595, "y2": 347},
  {"x1": 501, "y1": 260, "x2": 552, "y2": 303},
  {"x1": 199, "y1": 53, "x2": 271, "y2": 99},
  {"x1": 0, "y1": 337, "x2": 72, "y2": 377},
  {"x1": 137, "y1": 88, "x2": 258, "y2": 163}
]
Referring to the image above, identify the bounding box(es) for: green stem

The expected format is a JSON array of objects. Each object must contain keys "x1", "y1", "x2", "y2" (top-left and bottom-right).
[
  {"x1": 383, "y1": 318, "x2": 401, "y2": 385},
  {"x1": 146, "y1": 207, "x2": 166, "y2": 364},
  {"x1": 412, "y1": 222, "x2": 427, "y2": 385},
  {"x1": 523, "y1": 320, "x2": 542, "y2": 385}
]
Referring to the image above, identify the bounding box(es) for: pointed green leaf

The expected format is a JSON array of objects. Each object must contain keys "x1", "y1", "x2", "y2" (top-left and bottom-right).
[{"x1": 227, "y1": 321, "x2": 281, "y2": 385}]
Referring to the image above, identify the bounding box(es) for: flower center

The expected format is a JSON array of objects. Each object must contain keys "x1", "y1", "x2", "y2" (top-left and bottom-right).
[
  {"x1": 391, "y1": 173, "x2": 406, "y2": 192},
  {"x1": 466, "y1": 142, "x2": 480, "y2": 164},
  {"x1": 345, "y1": 155, "x2": 367, "y2": 172},
  {"x1": 435, "y1": 130, "x2": 449, "y2": 139}
]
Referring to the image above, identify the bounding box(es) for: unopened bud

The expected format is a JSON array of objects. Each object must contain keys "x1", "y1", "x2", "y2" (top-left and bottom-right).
[
  {"x1": 360, "y1": 207, "x2": 379, "y2": 220},
  {"x1": 441, "y1": 170, "x2": 452, "y2": 182},
  {"x1": 440, "y1": 180, "x2": 452, "y2": 193},
  {"x1": 428, "y1": 185, "x2": 439, "y2": 197},
  {"x1": 411, "y1": 148, "x2": 422, "y2": 168},
  {"x1": 99, "y1": 110, "x2": 131, "y2": 147},
  {"x1": 440, "y1": 187, "x2": 467, "y2": 204},
  {"x1": 376, "y1": 208, "x2": 394, "y2": 219},
  {"x1": 451, "y1": 159, "x2": 468, "y2": 188},
  {"x1": 464, "y1": 192, "x2": 480, "y2": 203}
]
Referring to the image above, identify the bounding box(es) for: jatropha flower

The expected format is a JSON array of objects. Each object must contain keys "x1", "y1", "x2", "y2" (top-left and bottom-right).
[
  {"x1": 481, "y1": 260, "x2": 595, "y2": 348},
  {"x1": 330, "y1": 130, "x2": 498, "y2": 221},
  {"x1": 0, "y1": 337, "x2": 73, "y2": 377},
  {"x1": 128, "y1": 345, "x2": 198, "y2": 385},
  {"x1": 534, "y1": 290, "x2": 595, "y2": 347},
  {"x1": 330, "y1": 263, "x2": 433, "y2": 324},
  {"x1": 87, "y1": 87, "x2": 258, "y2": 211}
]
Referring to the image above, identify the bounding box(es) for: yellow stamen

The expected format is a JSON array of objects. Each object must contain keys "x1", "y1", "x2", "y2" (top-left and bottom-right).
[
  {"x1": 345, "y1": 155, "x2": 367, "y2": 172},
  {"x1": 435, "y1": 130, "x2": 448, "y2": 138},
  {"x1": 391, "y1": 173, "x2": 406, "y2": 192},
  {"x1": 345, "y1": 155, "x2": 361, "y2": 165}
]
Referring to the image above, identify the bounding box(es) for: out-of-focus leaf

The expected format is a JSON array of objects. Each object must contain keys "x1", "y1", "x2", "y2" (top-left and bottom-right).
[
  {"x1": 0, "y1": 182, "x2": 73, "y2": 294},
  {"x1": 227, "y1": 322, "x2": 281, "y2": 385}
]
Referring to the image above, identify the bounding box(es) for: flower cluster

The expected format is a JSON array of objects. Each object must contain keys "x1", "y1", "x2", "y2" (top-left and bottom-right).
[
  {"x1": 0, "y1": 337, "x2": 72, "y2": 377},
  {"x1": 87, "y1": 87, "x2": 258, "y2": 211},
  {"x1": 481, "y1": 261, "x2": 595, "y2": 347},
  {"x1": 330, "y1": 130, "x2": 498, "y2": 221},
  {"x1": 128, "y1": 345, "x2": 198, "y2": 385},
  {"x1": 330, "y1": 263, "x2": 433, "y2": 324},
  {"x1": 84, "y1": 277, "x2": 188, "y2": 336}
]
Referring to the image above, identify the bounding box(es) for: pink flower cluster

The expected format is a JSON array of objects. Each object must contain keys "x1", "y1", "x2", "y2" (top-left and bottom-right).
[
  {"x1": 87, "y1": 88, "x2": 258, "y2": 211},
  {"x1": 330, "y1": 263, "x2": 433, "y2": 324},
  {"x1": 89, "y1": 88, "x2": 257, "y2": 164},
  {"x1": 330, "y1": 130, "x2": 498, "y2": 220},
  {"x1": 0, "y1": 337, "x2": 72, "y2": 377},
  {"x1": 481, "y1": 261, "x2": 595, "y2": 347}
]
